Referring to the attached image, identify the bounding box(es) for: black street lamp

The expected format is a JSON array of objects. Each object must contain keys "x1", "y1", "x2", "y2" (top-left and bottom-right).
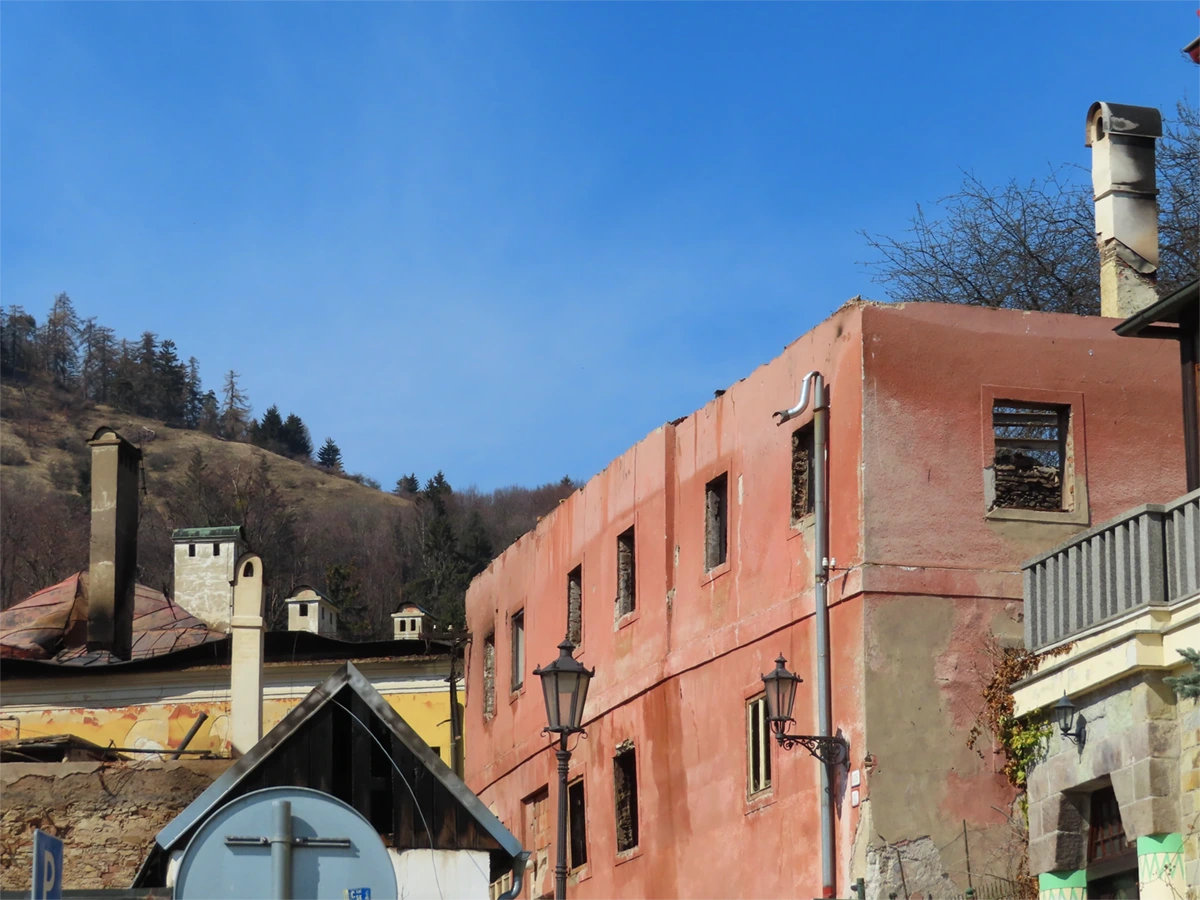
[
  {"x1": 761, "y1": 654, "x2": 848, "y2": 766},
  {"x1": 534, "y1": 640, "x2": 595, "y2": 900},
  {"x1": 1055, "y1": 693, "x2": 1085, "y2": 746}
]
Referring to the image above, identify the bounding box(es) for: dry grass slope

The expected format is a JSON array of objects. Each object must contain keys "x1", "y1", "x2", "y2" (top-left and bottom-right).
[{"x1": 0, "y1": 382, "x2": 408, "y2": 514}]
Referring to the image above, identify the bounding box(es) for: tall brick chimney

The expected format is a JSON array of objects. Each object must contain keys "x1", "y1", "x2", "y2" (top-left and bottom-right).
[
  {"x1": 1086, "y1": 101, "x2": 1162, "y2": 318},
  {"x1": 86, "y1": 427, "x2": 142, "y2": 660}
]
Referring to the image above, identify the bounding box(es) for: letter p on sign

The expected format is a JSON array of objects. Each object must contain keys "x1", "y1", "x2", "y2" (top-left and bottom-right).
[{"x1": 32, "y1": 829, "x2": 63, "y2": 900}]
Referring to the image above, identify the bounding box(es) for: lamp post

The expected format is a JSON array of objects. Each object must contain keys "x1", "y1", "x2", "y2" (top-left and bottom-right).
[
  {"x1": 761, "y1": 654, "x2": 848, "y2": 766},
  {"x1": 534, "y1": 639, "x2": 595, "y2": 900}
]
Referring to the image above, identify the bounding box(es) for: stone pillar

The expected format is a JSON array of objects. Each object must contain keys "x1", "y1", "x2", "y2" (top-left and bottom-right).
[
  {"x1": 1137, "y1": 834, "x2": 1186, "y2": 900},
  {"x1": 1037, "y1": 870, "x2": 1086, "y2": 900}
]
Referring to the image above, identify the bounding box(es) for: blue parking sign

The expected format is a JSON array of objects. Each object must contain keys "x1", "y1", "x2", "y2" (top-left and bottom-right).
[{"x1": 32, "y1": 829, "x2": 63, "y2": 900}]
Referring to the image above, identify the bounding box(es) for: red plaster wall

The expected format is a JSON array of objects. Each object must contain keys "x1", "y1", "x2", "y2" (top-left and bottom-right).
[{"x1": 464, "y1": 301, "x2": 1183, "y2": 898}]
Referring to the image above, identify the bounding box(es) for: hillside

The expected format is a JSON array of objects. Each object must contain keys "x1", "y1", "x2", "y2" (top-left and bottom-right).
[{"x1": 0, "y1": 381, "x2": 409, "y2": 515}]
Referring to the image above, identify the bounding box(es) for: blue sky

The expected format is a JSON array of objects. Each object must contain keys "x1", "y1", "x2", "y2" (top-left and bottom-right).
[{"x1": 3, "y1": 3, "x2": 1196, "y2": 491}]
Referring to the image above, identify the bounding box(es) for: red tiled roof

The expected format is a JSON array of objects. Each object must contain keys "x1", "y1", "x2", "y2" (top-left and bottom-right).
[{"x1": 0, "y1": 572, "x2": 224, "y2": 665}]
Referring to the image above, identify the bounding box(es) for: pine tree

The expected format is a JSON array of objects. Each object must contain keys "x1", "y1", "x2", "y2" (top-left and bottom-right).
[
  {"x1": 394, "y1": 473, "x2": 420, "y2": 495},
  {"x1": 198, "y1": 390, "x2": 221, "y2": 435},
  {"x1": 1165, "y1": 648, "x2": 1200, "y2": 699},
  {"x1": 220, "y1": 370, "x2": 251, "y2": 441},
  {"x1": 42, "y1": 293, "x2": 80, "y2": 389},
  {"x1": 460, "y1": 510, "x2": 494, "y2": 578},
  {"x1": 422, "y1": 471, "x2": 453, "y2": 515},
  {"x1": 1, "y1": 306, "x2": 38, "y2": 380},
  {"x1": 317, "y1": 437, "x2": 343, "y2": 470},
  {"x1": 253, "y1": 405, "x2": 285, "y2": 450},
  {"x1": 135, "y1": 332, "x2": 159, "y2": 416},
  {"x1": 280, "y1": 413, "x2": 313, "y2": 459},
  {"x1": 183, "y1": 358, "x2": 204, "y2": 429},
  {"x1": 156, "y1": 339, "x2": 188, "y2": 425}
]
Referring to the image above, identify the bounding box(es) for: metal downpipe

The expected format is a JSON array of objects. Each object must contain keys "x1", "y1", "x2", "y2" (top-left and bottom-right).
[{"x1": 775, "y1": 371, "x2": 836, "y2": 898}]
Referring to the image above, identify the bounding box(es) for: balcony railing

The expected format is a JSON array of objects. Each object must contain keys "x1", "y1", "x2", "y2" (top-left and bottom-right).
[{"x1": 1023, "y1": 489, "x2": 1200, "y2": 651}]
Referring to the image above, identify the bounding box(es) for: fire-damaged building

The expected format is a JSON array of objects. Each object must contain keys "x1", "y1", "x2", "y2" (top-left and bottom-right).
[{"x1": 461, "y1": 102, "x2": 1190, "y2": 899}]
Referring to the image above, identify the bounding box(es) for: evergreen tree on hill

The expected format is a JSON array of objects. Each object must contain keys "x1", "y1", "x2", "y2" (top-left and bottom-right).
[
  {"x1": 252, "y1": 405, "x2": 285, "y2": 450},
  {"x1": 220, "y1": 370, "x2": 251, "y2": 441},
  {"x1": 394, "y1": 473, "x2": 420, "y2": 495},
  {"x1": 317, "y1": 437, "x2": 343, "y2": 470},
  {"x1": 43, "y1": 293, "x2": 80, "y2": 389},
  {"x1": 156, "y1": 340, "x2": 188, "y2": 425},
  {"x1": 280, "y1": 413, "x2": 313, "y2": 459}
]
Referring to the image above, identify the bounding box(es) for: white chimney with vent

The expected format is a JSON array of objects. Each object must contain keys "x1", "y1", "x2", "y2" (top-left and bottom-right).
[
  {"x1": 285, "y1": 587, "x2": 338, "y2": 636},
  {"x1": 229, "y1": 553, "x2": 264, "y2": 756},
  {"x1": 1086, "y1": 101, "x2": 1162, "y2": 318}
]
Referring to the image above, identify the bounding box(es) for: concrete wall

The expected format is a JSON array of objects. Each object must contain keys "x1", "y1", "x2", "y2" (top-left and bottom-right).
[
  {"x1": 389, "y1": 848, "x2": 490, "y2": 900},
  {"x1": 172, "y1": 538, "x2": 242, "y2": 632},
  {"x1": 462, "y1": 300, "x2": 1184, "y2": 899},
  {"x1": 0, "y1": 760, "x2": 230, "y2": 890}
]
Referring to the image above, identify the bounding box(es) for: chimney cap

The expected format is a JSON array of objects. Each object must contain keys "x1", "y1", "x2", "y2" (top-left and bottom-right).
[
  {"x1": 1086, "y1": 101, "x2": 1163, "y2": 146},
  {"x1": 87, "y1": 426, "x2": 143, "y2": 459}
]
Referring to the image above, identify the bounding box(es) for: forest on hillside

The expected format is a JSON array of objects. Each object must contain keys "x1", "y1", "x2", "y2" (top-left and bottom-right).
[{"x1": 0, "y1": 296, "x2": 576, "y2": 634}]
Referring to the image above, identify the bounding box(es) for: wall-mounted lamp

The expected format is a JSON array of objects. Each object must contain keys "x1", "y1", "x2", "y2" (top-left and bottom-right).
[
  {"x1": 1055, "y1": 693, "x2": 1085, "y2": 746},
  {"x1": 761, "y1": 654, "x2": 848, "y2": 766}
]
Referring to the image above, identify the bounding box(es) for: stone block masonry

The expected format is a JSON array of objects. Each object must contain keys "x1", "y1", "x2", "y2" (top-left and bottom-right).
[{"x1": 0, "y1": 760, "x2": 231, "y2": 890}]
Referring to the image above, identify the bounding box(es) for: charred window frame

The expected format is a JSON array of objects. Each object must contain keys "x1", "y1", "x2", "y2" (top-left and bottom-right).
[
  {"x1": 568, "y1": 777, "x2": 588, "y2": 870},
  {"x1": 791, "y1": 423, "x2": 815, "y2": 524},
  {"x1": 616, "y1": 527, "x2": 636, "y2": 619},
  {"x1": 613, "y1": 744, "x2": 639, "y2": 853},
  {"x1": 991, "y1": 402, "x2": 1069, "y2": 512},
  {"x1": 483, "y1": 632, "x2": 496, "y2": 719},
  {"x1": 511, "y1": 610, "x2": 525, "y2": 692},
  {"x1": 746, "y1": 694, "x2": 772, "y2": 797},
  {"x1": 704, "y1": 473, "x2": 729, "y2": 571},
  {"x1": 567, "y1": 566, "x2": 582, "y2": 646}
]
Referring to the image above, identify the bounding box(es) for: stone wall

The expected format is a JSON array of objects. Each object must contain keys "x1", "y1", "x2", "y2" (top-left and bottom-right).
[
  {"x1": 1026, "y1": 673, "x2": 1181, "y2": 875},
  {"x1": 1180, "y1": 694, "x2": 1200, "y2": 898},
  {"x1": 172, "y1": 538, "x2": 240, "y2": 631},
  {"x1": 0, "y1": 760, "x2": 231, "y2": 890}
]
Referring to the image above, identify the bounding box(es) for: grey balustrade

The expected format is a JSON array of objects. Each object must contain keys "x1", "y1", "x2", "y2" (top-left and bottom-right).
[{"x1": 1023, "y1": 490, "x2": 1200, "y2": 651}]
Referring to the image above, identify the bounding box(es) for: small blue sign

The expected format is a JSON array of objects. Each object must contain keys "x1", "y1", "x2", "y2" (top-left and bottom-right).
[
  {"x1": 32, "y1": 829, "x2": 63, "y2": 900},
  {"x1": 345, "y1": 890, "x2": 371, "y2": 900}
]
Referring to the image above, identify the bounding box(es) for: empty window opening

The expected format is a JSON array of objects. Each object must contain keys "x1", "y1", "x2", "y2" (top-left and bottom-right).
[
  {"x1": 213, "y1": 542, "x2": 221, "y2": 556},
  {"x1": 243, "y1": 562, "x2": 254, "y2": 578},
  {"x1": 992, "y1": 402, "x2": 1068, "y2": 511},
  {"x1": 188, "y1": 543, "x2": 196, "y2": 558},
  {"x1": 791, "y1": 423, "x2": 816, "y2": 523},
  {"x1": 511, "y1": 610, "x2": 525, "y2": 691},
  {"x1": 567, "y1": 566, "x2": 583, "y2": 645},
  {"x1": 705, "y1": 473, "x2": 729, "y2": 570},
  {"x1": 399, "y1": 619, "x2": 407, "y2": 632},
  {"x1": 747, "y1": 695, "x2": 772, "y2": 796},
  {"x1": 613, "y1": 745, "x2": 639, "y2": 853},
  {"x1": 568, "y1": 778, "x2": 588, "y2": 869},
  {"x1": 483, "y1": 633, "x2": 496, "y2": 719},
  {"x1": 298, "y1": 602, "x2": 308, "y2": 616},
  {"x1": 616, "y1": 527, "x2": 636, "y2": 619},
  {"x1": 1088, "y1": 785, "x2": 1132, "y2": 864}
]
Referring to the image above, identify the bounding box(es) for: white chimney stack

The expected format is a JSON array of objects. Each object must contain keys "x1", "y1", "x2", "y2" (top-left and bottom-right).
[
  {"x1": 229, "y1": 553, "x2": 264, "y2": 756},
  {"x1": 1086, "y1": 101, "x2": 1162, "y2": 318}
]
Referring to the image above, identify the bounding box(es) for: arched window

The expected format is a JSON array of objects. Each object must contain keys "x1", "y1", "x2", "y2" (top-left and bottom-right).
[{"x1": 243, "y1": 561, "x2": 254, "y2": 578}]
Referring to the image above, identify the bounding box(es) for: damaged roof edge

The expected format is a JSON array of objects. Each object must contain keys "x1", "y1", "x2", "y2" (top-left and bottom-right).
[{"x1": 150, "y1": 661, "x2": 522, "y2": 860}]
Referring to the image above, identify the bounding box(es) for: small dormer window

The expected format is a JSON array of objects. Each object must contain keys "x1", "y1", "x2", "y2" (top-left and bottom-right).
[{"x1": 299, "y1": 603, "x2": 308, "y2": 616}]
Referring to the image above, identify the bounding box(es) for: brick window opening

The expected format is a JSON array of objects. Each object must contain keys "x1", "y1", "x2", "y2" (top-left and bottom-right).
[
  {"x1": 705, "y1": 473, "x2": 728, "y2": 571},
  {"x1": 1087, "y1": 785, "x2": 1132, "y2": 863},
  {"x1": 992, "y1": 402, "x2": 1068, "y2": 511},
  {"x1": 567, "y1": 567, "x2": 582, "y2": 646},
  {"x1": 616, "y1": 527, "x2": 636, "y2": 619},
  {"x1": 188, "y1": 543, "x2": 196, "y2": 558},
  {"x1": 483, "y1": 633, "x2": 496, "y2": 719},
  {"x1": 791, "y1": 423, "x2": 815, "y2": 523},
  {"x1": 613, "y1": 744, "x2": 639, "y2": 853},
  {"x1": 747, "y1": 695, "x2": 772, "y2": 796},
  {"x1": 568, "y1": 778, "x2": 588, "y2": 869},
  {"x1": 523, "y1": 787, "x2": 552, "y2": 899},
  {"x1": 511, "y1": 611, "x2": 525, "y2": 691},
  {"x1": 213, "y1": 542, "x2": 221, "y2": 556}
]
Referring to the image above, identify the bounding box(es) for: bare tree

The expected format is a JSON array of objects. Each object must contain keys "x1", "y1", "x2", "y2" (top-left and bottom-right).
[{"x1": 860, "y1": 100, "x2": 1199, "y2": 313}]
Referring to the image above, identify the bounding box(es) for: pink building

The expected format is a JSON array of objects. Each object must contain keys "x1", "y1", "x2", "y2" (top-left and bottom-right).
[{"x1": 464, "y1": 300, "x2": 1184, "y2": 899}]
